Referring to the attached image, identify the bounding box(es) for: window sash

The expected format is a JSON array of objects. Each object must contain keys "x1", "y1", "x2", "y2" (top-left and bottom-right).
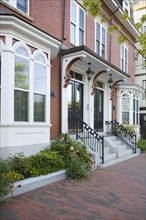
[
  {"x1": 4, "y1": 0, "x2": 29, "y2": 14},
  {"x1": 14, "y1": 90, "x2": 28, "y2": 121},
  {"x1": 70, "y1": 1, "x2": 85, "y2": 46},
  {"x1": 121, "y1": 45, "x2": 128, "y2": 72},
  {"x1": 96, "y1": 22, "x2": 106, "y2": 58}
]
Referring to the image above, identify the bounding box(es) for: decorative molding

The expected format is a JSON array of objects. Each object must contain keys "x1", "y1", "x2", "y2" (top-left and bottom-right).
[{"x1": 63, "y1": 56, "x2": 85, "y2": 88}]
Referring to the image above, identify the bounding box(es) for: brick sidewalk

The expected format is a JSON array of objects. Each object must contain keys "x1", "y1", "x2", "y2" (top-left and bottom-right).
[{"x1": 0, "y1": 153, "x2": 146, "y2": 220}]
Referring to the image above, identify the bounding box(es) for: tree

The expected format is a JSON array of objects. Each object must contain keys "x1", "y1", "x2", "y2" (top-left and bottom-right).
[{"x1": 83, "y1": 0, "x2": 146, "y2": 57}]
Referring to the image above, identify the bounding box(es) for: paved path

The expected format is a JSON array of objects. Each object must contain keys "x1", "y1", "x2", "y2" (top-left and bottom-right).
[{"x1": 0, "y1": 153, "x2": 146, "y2": 220}]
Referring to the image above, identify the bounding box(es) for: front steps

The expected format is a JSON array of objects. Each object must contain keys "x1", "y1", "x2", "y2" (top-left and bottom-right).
[{"x1": 98, "y1": 135, "x2": 140, "y2": 168}]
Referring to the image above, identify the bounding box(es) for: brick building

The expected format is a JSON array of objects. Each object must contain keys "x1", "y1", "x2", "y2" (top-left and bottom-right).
[{"x1": 0, "y1": 0, "x2": 143, "y2": 158}]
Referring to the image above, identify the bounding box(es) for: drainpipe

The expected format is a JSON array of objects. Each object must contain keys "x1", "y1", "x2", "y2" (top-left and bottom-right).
[{"x1": 62, "y1": 0, "x2": 66, "y2": 41}]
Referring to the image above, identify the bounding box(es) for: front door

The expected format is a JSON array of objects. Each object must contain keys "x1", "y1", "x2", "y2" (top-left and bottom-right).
[
  {"x1": 67, "y1": 81, "x2": 83, "y2": 133},
  {"x1": 94, "y1": 89, "x2": 104, "y2": 132},
  {"x1": 140, "y1": 114, "x2": 146, "y2": 139}
]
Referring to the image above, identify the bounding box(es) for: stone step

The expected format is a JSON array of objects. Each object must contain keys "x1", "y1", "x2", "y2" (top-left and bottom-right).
[
  {"x1": 118, "y1": 148, "x2": 133, "y2": 157},
  {"x1": 104, "y1": 147, "x2": 110, "y2": 154},
  {"x1": 104, "y1": 152, "x2": 117, "y2": 162}
]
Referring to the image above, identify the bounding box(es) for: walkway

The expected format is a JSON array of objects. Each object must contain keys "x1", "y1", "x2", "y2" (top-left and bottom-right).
[{"x1": 0, "y1": 153, "x2": 146, "y2": 220}]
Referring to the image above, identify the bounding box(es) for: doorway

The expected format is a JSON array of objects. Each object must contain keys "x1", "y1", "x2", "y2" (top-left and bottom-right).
[
  {"x1": 94, "y1": 89, "x2": 104, "y2": 132},
  {"x1": 67, "y1": 81, "x2": 83, "y2": 133}
]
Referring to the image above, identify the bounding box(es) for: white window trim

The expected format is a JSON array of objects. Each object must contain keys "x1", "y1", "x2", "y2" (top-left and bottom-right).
[
  {"x1": 3, "y1": 0, "x2": 30, "y2": 15},
  {"x1": 70, "y1": 0, "x2": 86, "y2": 46},
  {"x1": 95, "y1": 20, "x2": 106, "y2": 59},
  {"x1": 13, "y1": 43, "x2": 50, "y2": 124},
  {"x1": 120, "y1": 44, "x2": 128, "y2": 73}
]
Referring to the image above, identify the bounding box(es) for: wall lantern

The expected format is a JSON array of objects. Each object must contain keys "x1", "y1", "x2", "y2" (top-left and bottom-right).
[
  {"x1": 108, "y1": 73, "x2": 113, "y2": 89},
  {"x1": 86, "y1": 62, "x2": 94, "y2": 81}
]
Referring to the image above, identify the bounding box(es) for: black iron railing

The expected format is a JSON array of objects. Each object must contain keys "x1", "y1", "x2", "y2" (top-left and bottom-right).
[
  {"x1": 105, "y1": 121, "x2": 137, "y2": 153},
  {"x1": 69, "y1": 114, "x2": 104, "y2": 164}
]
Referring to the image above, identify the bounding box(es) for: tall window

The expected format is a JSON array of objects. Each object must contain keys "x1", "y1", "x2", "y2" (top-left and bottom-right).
[
  {"x1": 34, "y1": 54, "x2": 46, "y2": 122},
  {"x1": 142, "y1": 80, "x2": 146, "y2": 100},
  {"x1": 4, "y1": 0, "x2": 29, "y2": 14},
  {"x1": 14, "y1": 46, "x2": 29, "y2": 121},
  {"x1": 95, "y1": 21, "x2": 106, "y2": 58},
  {"x1": 133, "y1": 94, "x2": 139, "y2": 125},
  {"x1": 122, "y1": 93, "x2": 130, "y2": 124},
  {"x1": 70, "y1": 0, "x2": 85, "y2": 46},
  {"x1": 121, "y1": 45, "x2": 128, "y2": 72}
]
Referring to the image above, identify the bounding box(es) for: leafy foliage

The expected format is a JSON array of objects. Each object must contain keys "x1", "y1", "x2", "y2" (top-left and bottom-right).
[
  {"x1": 137, "y1": 139, "x2": 146, "y2": 152},
  {"x1": 83, "y1": 0, "x2": 146, "y2": 57}
]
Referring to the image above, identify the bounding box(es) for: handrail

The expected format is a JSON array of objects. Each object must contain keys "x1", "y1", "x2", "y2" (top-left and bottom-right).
[
  {"x1": 74, "y1": 114, "x2": 104, "y2": 164},
  {"x1": 105, "y1": 120, "x2": 137, "y2": 153}
]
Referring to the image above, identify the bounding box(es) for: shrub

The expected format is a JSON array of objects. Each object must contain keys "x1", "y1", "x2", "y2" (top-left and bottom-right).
[
  {"x1": 50, "y1": 133, "x2": 94, "y2": 180},
  {"x1": 8, "y1": 153, "x2": 32, "y2": 178},
  {"x1": 28, "y1": 151, "x2": 65, "y2": 177},
  {"x1": 137, "y1": 139, "x2": 146, "y2": 152},
  {"x1": 0, "y1": 160, "x2": 23, "y2": 198}
]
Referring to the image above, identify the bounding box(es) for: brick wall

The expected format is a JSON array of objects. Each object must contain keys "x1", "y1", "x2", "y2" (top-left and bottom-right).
[{"x1": 50, "y1": 56, "x2": 61, "y2": 139}]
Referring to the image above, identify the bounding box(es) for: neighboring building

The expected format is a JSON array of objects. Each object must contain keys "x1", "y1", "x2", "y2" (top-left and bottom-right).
[
  {"x1": 0, "y1": 0, "x2": 143, "y2": 158},
  {"x1": 133, "y1": 0, "x2": 146, "y2": 139}
]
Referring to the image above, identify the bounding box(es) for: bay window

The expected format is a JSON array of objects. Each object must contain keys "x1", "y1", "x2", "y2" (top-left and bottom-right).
[
  {"x1": 14, "y1": 45, "x2": 47, "y2": 123},
  {"x1": 122, "y1": 93, "x2": 130, "y2": 124},
  {"x1": 14, "y1": 46, "x2": 29, "y2": 121}
]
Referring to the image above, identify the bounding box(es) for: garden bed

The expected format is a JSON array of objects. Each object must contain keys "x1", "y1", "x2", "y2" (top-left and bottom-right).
[{"x1": 1, "y1": 169, "x2": 67, "y2": 201}]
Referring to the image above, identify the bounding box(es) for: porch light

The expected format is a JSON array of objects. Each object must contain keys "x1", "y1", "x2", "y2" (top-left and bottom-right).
[
  {"x1": 86, "y1": 62, "x2": 94, "y2": 81},
  {"x1": 108, "y1": 73, "x2": 113, "y2": 89}
]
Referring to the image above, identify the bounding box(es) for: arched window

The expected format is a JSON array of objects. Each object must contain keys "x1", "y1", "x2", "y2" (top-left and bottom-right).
[
  {"x1": 14, "y1": 46, "x2": 29, "y2": 121},
  {"x1": 122, "y1": 92, "x2": 130, "y2": 124},
  {"x1": 34, "y1": 53, "x2": 47, "y2": 122}
]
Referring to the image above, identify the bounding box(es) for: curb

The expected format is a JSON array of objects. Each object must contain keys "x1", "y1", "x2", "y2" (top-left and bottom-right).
[{"x1": 1, "y1": 170, "x2": 67, "y2": 201}]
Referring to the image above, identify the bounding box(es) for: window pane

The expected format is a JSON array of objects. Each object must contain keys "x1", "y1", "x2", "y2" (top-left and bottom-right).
[
  {"x1": 34, "y1": 94, "x2": 45, "y2": 122},
  {"x1": 96, "y1": 41, "x2": 100, "y2": 55},
  {"x1": 16, "y1": 47, "x2": 28, "y2": 57},
  {"x1": 96, "y1": 23, "x2": 100, "y2": 41},
  {"x1": 102, "y1": 27, "x2": 105, "y2": 44},
  {"x1": 79, "y1": 9, "x2": 84, "y2": 30},
  {"x1": 79, "y1": 29, "x2": 84, "y2": 45},
  {"x1": 71, "y1": 23, "x2": 76, "y2": 43},
  {"x1": 67, "y1": 84, "x2": 72, "y2": 109},
  {"x1": 122, "y1": 112, "x2": 129, "y2": 124},
  {"x1": 14, "y1": 90, "x2": 28, "y2": 121},
  {"x1": 71, "y1": 2, "x2": 76, "y2": 23},
  {"x1": 17, "y1": 0, "x2": 28, "y2": 13},
  {"x1": 122, "y1": 98, "x2": 129, "y2": 111},
  {"x1": 34, "y1": 63, "x2": 46, "y2": 94},
  {"x1": 15, "y1": 56, "x2": 29, "y2": 90}
]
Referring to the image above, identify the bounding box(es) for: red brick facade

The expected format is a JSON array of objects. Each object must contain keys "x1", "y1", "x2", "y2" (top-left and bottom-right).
[{"x1": 0, "y1": 0, "x2": 137, "y2": 139}]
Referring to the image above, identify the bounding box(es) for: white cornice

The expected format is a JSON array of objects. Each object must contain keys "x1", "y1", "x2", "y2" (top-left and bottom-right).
[
  {"x1": 0, "y1": 15, "x2": 62, "y2": 59},
  {"x1": 103, "y1": 0, "x2": 140, "y2": 39}
]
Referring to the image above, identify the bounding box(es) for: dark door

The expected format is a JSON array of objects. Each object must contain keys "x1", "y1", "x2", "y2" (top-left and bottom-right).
[
  {"x1": 140, "y1": 114, "x2": 146, "y2": 139},
  {"x1": 94, "y1": 89, "x2": 104, "y2": 132},
  {"x1": 68, "y1": 81, "x2": 83, "y2": 133}
]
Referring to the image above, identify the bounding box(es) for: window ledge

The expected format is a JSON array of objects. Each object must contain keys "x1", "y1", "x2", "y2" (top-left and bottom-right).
[
  {"x1": 0, "y1": 123, "x2": 52, "y2": 128},
  {"x1": 1, "y1": 1, "x2": 33, "y2": 22}
]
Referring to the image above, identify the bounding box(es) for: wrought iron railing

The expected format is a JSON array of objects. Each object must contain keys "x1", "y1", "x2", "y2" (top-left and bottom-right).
[
  {"x1": 105, "y1": 121, "x2": 137, "y2": 153},
  {"x1": 68, "y1": 114, "x2": 104, "y2": 164}
]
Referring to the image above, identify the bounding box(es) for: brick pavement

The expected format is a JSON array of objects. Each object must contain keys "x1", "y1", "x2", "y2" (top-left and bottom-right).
[{"x1": 0, "y1": 153, "x2": 146, "y2": 220}]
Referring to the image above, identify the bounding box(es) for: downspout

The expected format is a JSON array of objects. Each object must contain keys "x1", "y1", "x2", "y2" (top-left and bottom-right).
[{"x1": 62, "y1": 0, "x2": 66, "y2": 41}]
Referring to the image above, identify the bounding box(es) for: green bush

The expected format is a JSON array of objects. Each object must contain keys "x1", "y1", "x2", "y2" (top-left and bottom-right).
[
  {"x1": 28, "y1": 151, "x2": 65, "y2": 177},
  {"x1": 137, "y1": 139, "x2": 146, "y2": 152},
  {"x1": 0, "y1": 160, "x2": 23, "y2": 197},
  {"x1": 8, "y1": 153, "x2": 32, "y2": 178},
  {"x1": 50, "y1": 133, "x2": 94, "y2": 180}
]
